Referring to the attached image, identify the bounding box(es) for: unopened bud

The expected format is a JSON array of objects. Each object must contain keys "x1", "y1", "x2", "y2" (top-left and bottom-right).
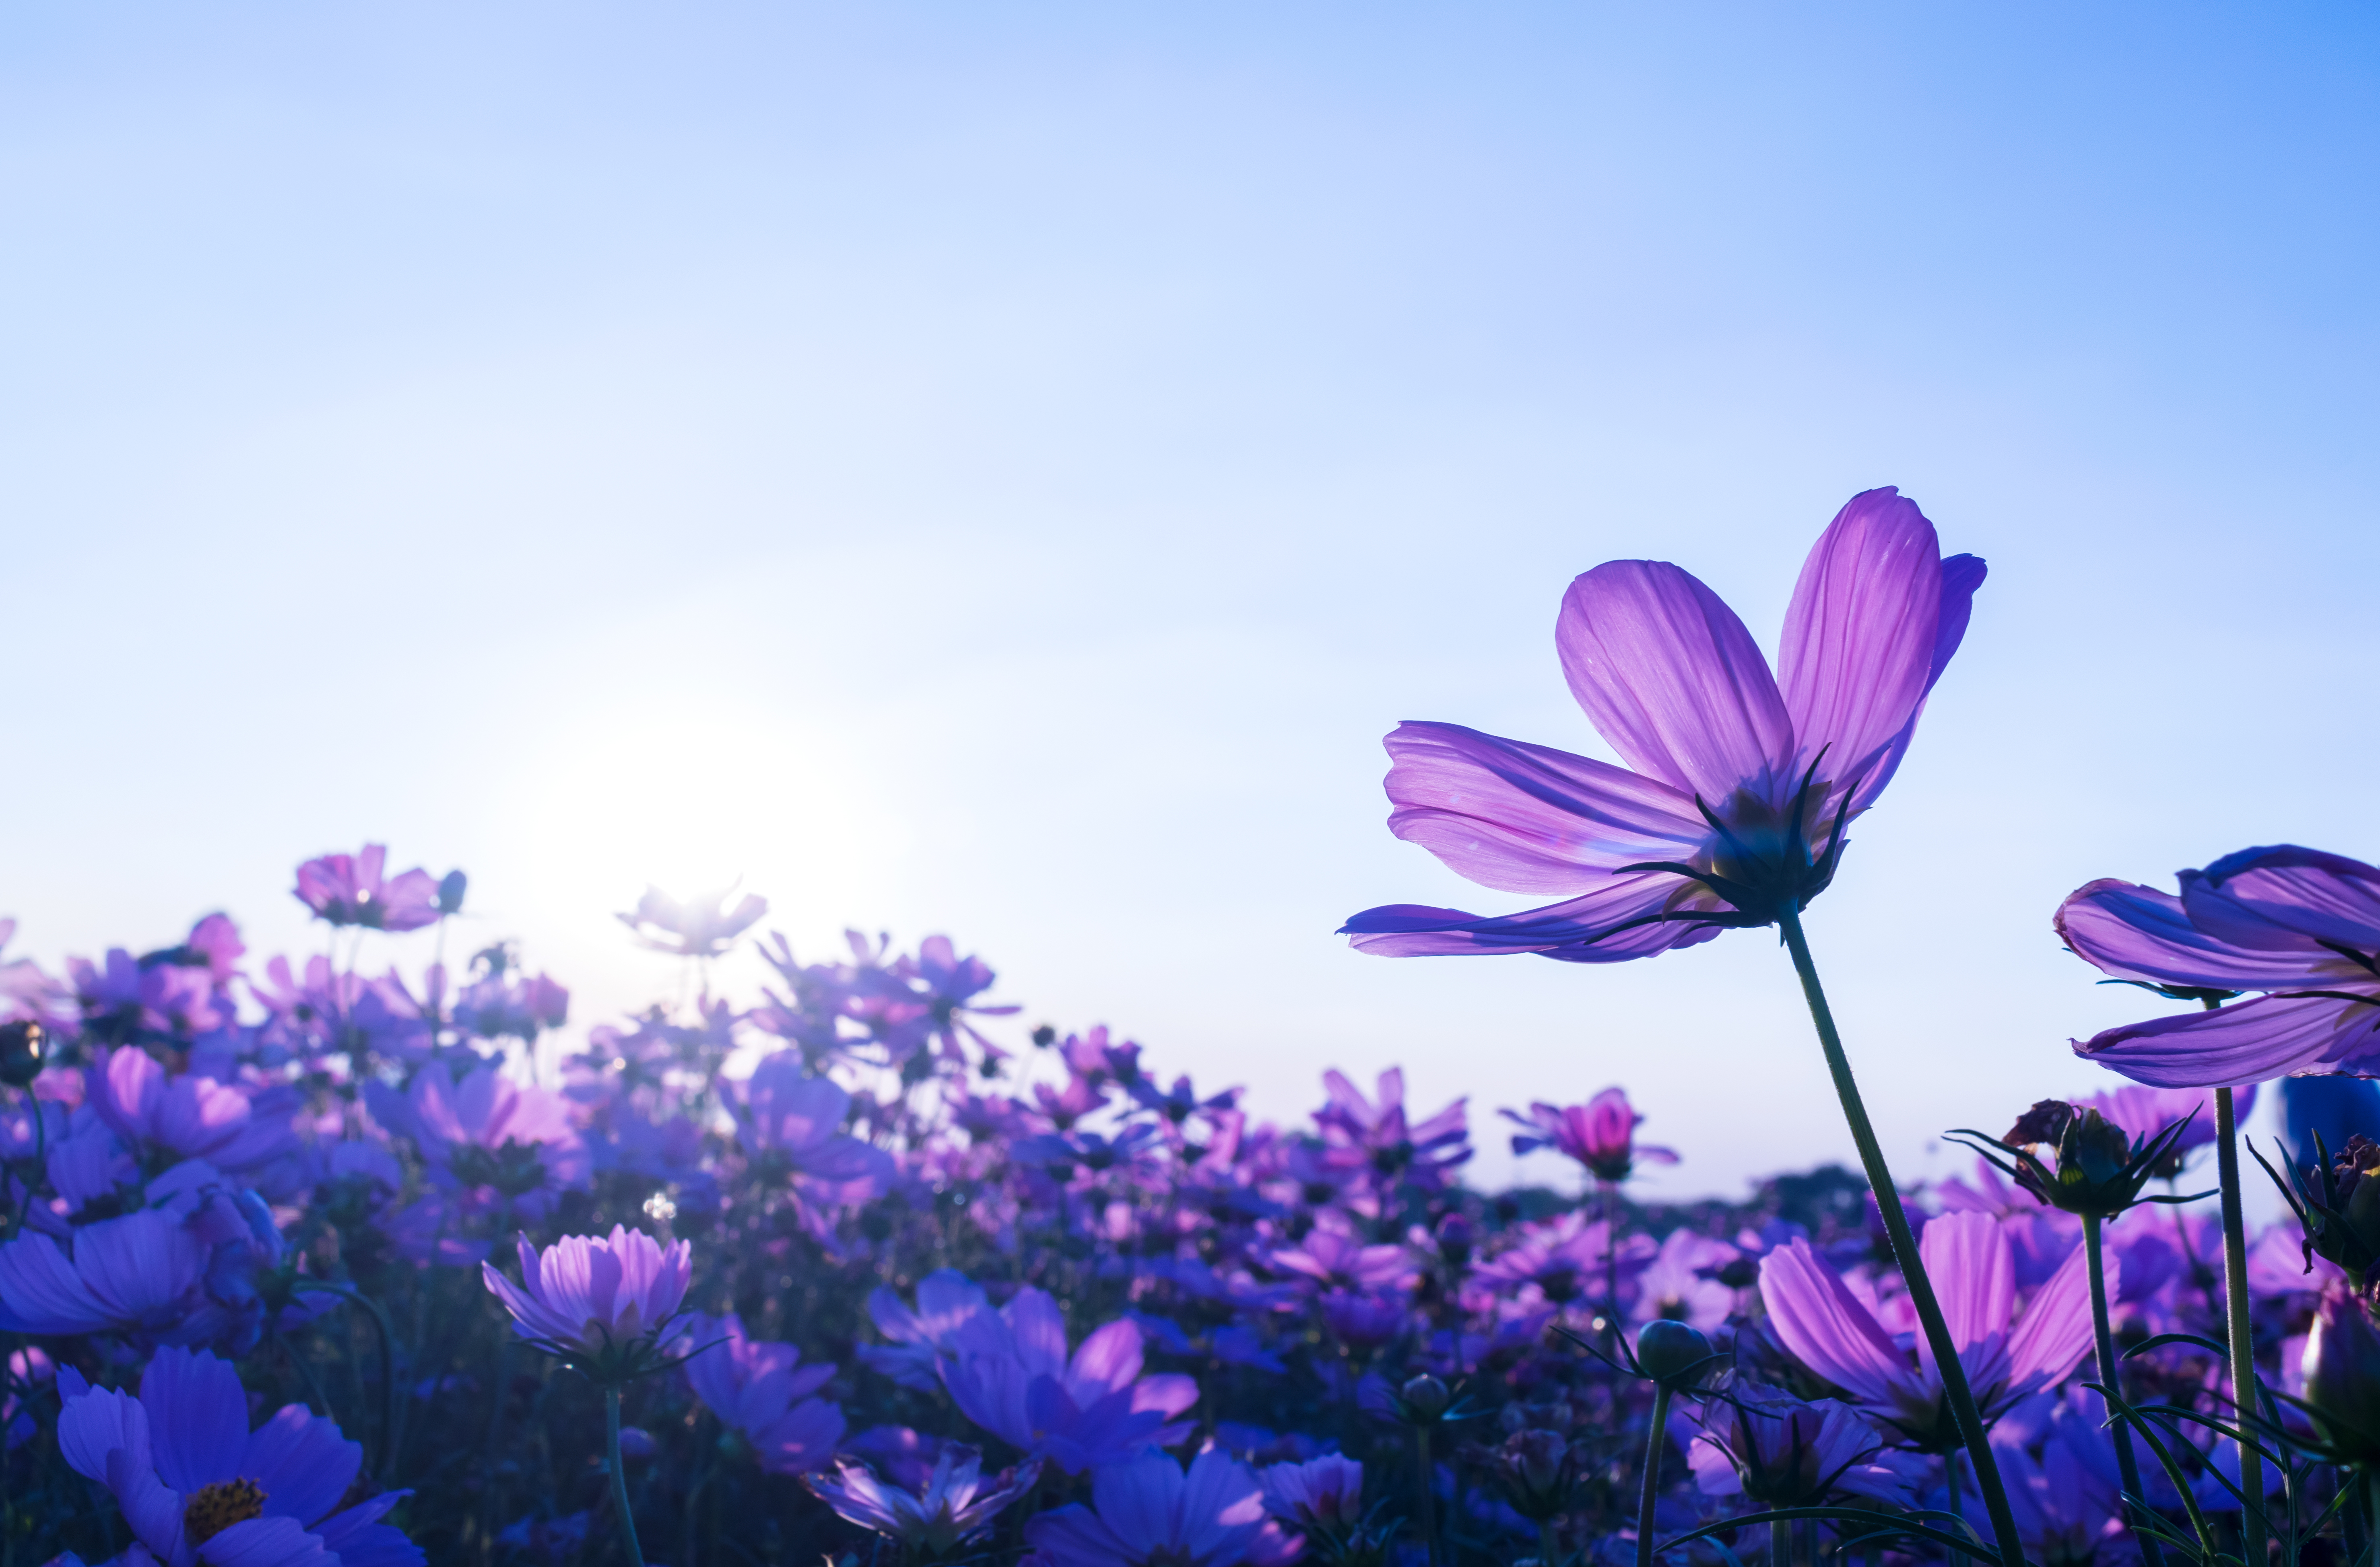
[
  {"x1": 1496, "y1": 1429, "x2": 1574, "y2": 1520},
  {"x1": 1635, "y1": 1319, "x2": 1716, "y2": 1392},
  {"x1": 0, "y1": 1021, "x2": 44, "y2": 1089},
  {"x1": 1398, "y1": 1373, "x2": 1451, "y2": 1422}
]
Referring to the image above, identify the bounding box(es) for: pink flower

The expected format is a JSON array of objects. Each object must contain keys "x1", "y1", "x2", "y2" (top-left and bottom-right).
[
  {"x1": 1502, "y1": 1087, "x2": 1677, "y2": 1183},
  {"x1": 294, "y1": 844, "x2": 442, "y2": 932}
]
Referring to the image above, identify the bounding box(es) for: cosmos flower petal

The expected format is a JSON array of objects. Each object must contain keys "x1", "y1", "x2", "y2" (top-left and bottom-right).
[
  {"x1": 2074, "y1": 993, "x2": 2380, "y2": 1088},
  {"x1": 1755, "y1": 1240, "x2": 1908, "y2": 1408},
  {"x1": 1841, "y1": 551, "x2": 1987, "y2": 811},
  {"x1": 1556, "y1": 559, "x2": 1794, "y2": 803},
  {"x1": 240, "y1": 1403, "x2": 361, "y2": 1528},
  {"x1": 2056, "y1": 879, "x2": 2322, "y2": 990},
  {"x1": 2004, "y1": 1237, "x2": 2103, "y2": 1395},
  {"x1": 2184, "y1": 845, "x2": 2380, "y2": 953},
  {"x1": 1916, "y1": 1213, "x2": 2013, "y2": 1359},
  {"x1": 1778, "y1": 487, "x2": 1944, "y2": 797},
  {"x1": 137, "y1": 1345, "x2": 246, "y2": 1493},
  {"x1": 1088, "y1": 1449, "x2": 1184, "y2": 1549},
  {"x1": 195, "y1": 1514, "x2": 335, "y2": 1567},
  {"x1": 1379, "y1": 722, "x2": 1708, "y2": 895},
  {"x1": 1343, "y1": 873, "x2": 1724, "y2": 960}
]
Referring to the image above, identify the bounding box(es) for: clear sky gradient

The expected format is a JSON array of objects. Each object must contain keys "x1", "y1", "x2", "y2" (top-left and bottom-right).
[{"x1": 6, "y1": 4, "x2": 2376, "y2": 1198}]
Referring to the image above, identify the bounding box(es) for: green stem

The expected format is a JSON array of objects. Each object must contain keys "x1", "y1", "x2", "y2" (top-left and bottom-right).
[
  {"x1": 1769, "y1": 1517, "x2": 1790, "y2": 1567},
  {"x1": 1776, "y1": 906, "x2": 2025, "y2": 1567},
  {"x1": 2213, "y1": 1082, "x2": 2265, "y2": 1564},
  {"x1": 2083, "y1": 1213, "x2": 2164, "y2": 1567},
  {"x1": 1637, "y1": 1382, "x2": 1672, "y2": 1567},
  {"x1": 607, "y1": 1383, "x2": 646, "y2": 1567},
  {"x1": 1413, "y1": 1425, "x2": 1437, "y2": 1567}
]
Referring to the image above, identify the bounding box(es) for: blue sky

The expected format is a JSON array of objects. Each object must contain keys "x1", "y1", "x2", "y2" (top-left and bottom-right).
[{"x1": 6, "y1": 3, "x2": 2376, "y2": 1197}]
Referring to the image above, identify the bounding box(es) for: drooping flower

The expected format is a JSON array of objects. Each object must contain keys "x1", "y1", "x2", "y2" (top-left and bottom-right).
[
  {"x1": 2059, "y1": 846, "x2": 2380, "y2": 1085},
  {"x1": 1759, "y1": 1212, "x2": 2099, "y2": 1450},
  {"x1": 56, "y1": 1344, "x2": 421, "y2": 1566},
  {"x1": 295, "y1": 844, "x2": 443, "y2": 933},
  {"x1": 935, "y1": 1285, "x2": 1197, "y2": 1474},
  {"x1": 481, "y1": 1225, "x2": 691, "y2": 1380},
  {"x1": 806, "y1": 1444, "x2": 1040, "y2": 1559},
  {"x1": 679, "y1": 1312, "x2": 845, "y2": 1474},
  {"x1": 1024, "y1": 1448, "x2": 1300, "y2": 1567},
  {"x1": 1340, "y1": 488, "x2": 1982, "y2": 960},
  {"x1": 1501, "y1": 1087, "x2": 1677, "y2": 1183},
  {"x1": 1686, "y1": 1381, "x2": 1923, "y2": 1507}
]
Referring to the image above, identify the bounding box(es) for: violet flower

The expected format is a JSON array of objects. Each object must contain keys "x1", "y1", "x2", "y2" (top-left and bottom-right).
[
  {"x1": 56, "y1": 1344, "x2": 421, "y2": 1565},
  {"x1": 1759, "y1": 1213, "x2": 2099, "y2": 1450},
  {"x1": 2060, "y1": 846, "x2": 2380, "y2": 1084},
  {"x1": 1260, "y1": 1454, "x2": 1365, "y2": 1530},
  {"x1": 0, "y1": 1207, "x2": 209, "y2": 1340},
  {"x1": 863, "y1": 1269, "x2": 992, "y2": 1391},
  {"x1": 482, "y1": 1225, "x2": 691, "y2": 1380},
  {"x1": 1685, "y1": 1381, "x2": 1924, "y2": 1508},
  {"x1": 1341, "y1": 488, "x2": 1982, "y2": 959},
  {"x1": 1313, "y1": 1069, "x2": 1470, "y2": 1189},
  {"x1": 295, "y1": 844, "x2": 442, "y2": 933},
  {"x1": 679, "y1": 1311, "x2": 846, "y2": 1475},
  {"x1": 806, "y1": 1445, "x2": 1041, "y2": 1559},
  {"x1": 935, "y1": 1285, "x2": 1198, "y2": 1474},
  {"x1": 616, "y1": 884, "x2": 769, "y2": 959},
  {"x1": 1023, "y1": 1448, "x2": 1299, "y2": 1567},
  {"x1": 365, "y1": 1063, "x2": 591, "y2": 1223},
  {"x1": 1501, "y1": 1087, "x2": 1677, "y2": 1183},
  {"x1": 89, "y1": 1047, "x2": 298, "y2": 1175}
]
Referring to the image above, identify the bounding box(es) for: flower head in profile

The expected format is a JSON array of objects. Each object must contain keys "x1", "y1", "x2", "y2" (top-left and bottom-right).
[
  {"x1": 1258, "y1": 1453, "x2": 1365, "y2": 1532},
  {"x1": 1687, "y1": 1380, "x2": 1923, "y2": 1508},
  {"x1": 1023, "y1": 1448, "x2": 1300, "y2": 1567},
  {"x1": 482, "y1": 1225, "x2": 692, "y2": 1382},
  {"x1": 1502, "y1": 1087, "x2": 1676, "y2": 1183},
  {"x1": 295, "y1": 844, "x2": 443, "y2": 933},
  {"x1": 1758, "y1": 1212, "x2": 2098, "y2": 1451},
  {"x1": 56, "y1": 1344, "x2": 421, "y2": 1566},
  {"x1": 617, "y1": 884, "x2": 769, "y2": 959},
  {"x1": 2059, "y1": 846, "x2": 2380, "y2": 1085},
  {"x1": 807, "y1": 1445, "x2": 1041, "y2": 1560},
  {"x1": 1948, "y1": 1098, "x2": 2207, "y2": 1218},
  {"x1": 1340, "y1": 488, "x2": 1982, "y2": 961}
]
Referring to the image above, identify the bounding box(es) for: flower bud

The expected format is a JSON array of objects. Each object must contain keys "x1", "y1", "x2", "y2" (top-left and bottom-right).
[
  {"x1": 1398, "y1": 1373, "x2": 1451, "y2": 1421},
  {"x1": 1634, "y1": 1319, "x2": 1716, "y2": 1392},
  {"x1": 2304, "y1": 1290, "x2": 2380, "y2": 1468},
  {"x1": 437, "y1": 869, "x2": 469, "y2": 916},
  {"x1": 1495, "y1": 1429, "x2": 1576, "y2": 1521},
  {"x1": 0, "y1": 1021, "x2": 45, "y2": 1090}
]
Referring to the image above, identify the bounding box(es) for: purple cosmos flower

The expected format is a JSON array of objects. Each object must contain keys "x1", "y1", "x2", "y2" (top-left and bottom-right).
[
  {"x1": 807, "y1": 1445, "x2": 1041, "y2": 1557},
  {"x1": 2060, "y1": 847, "x2": 2380, "y2": 1085},
  {"x1": 1313, "y1": 1069, "x2": 1470, "y2": 1188},
  {"x1": 616, "y1": 884, "x2": 769, "y2": 959},
  {"x1": 1258, "y1": 1454, "x2": 1365, "y2": 1531},
  {"x1": 1629, "y1": 1227, "x2": 1740, "y2": 1332},
  {"x1": 0, "y1": 1207, "x2": 209, "y2": 1340},
  {"x1": 679, "y1": 1311, "x2": 846, "y2": 1474},
  {"x1": 1023, "y1": 1448, "x2": 1299, "y2": 1567},
  {"x1": 728, "y1": 1054, "x2": 897, "y2": 1202},
  {"x1": 365, "y1": 1063, "x2": 591, "y2": 1222},
  {"x1": 90, "y1": 1048, "x2": 299, "y2": 1175},
  {"x1": 863, "y1": 1270, "x2": 992, "y2": 1391},
  {"x1": 56, "y1": 1344, "x2": 421, "y2": 1566},
  {"x1": 295, "y1": 845, "x2": 442, "y2": 933},
  {"x1": 1262, "y1": 1223, "x2": 1420, "y2": 1295},
  {"x1": 1759, "y1": 1213, "x2": 2098, "y2": 1450},
  {"x1": 1341, "y1": 488, "x2": 1982, "y2": 960},
  {"x1": 1686, "y1": 1381, "x2": 1924, "y2": 1508},
  {"x1": 1958, "y1": 1394, "x2": 2129, "y2": 1566},
  {"x1": 1501, "y1": 1087, "x2": 1677, "y2": 1183},
  {"x1": 935, "y1": 1286, "x2": 1198, "y2": 1474},
  {"x1": 482, "y1": 1225, "x2": 691, "y2": 1376},
  {"x1": 1470, "y1": 1213, "x2": 1652, "y2": 1307}
]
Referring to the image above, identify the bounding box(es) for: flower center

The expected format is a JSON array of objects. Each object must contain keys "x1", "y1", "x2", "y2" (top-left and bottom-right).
[{"x1": 184, "y1": 1477, "x2": 268, "y2": 1543}]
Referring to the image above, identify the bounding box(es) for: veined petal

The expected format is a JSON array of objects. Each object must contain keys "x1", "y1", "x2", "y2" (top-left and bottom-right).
[
  {"x1": 2056, "y1": 878, "x2": 2323, "y2": 990},
  {"x1": 1837, "y1": 551, "x2": 1987, "y2": 812},
  {"x1": 1380, "y1": 722, "x2": 1708, "y2": 894},
  {"x1": 1556, "y1": 559, "x2": 1792, "y2": 804},
  {"x1": 2003, "y1": 1237, "x2": 2101, "y2": 1396},
  {"x1": 2184, "y1": 845, "x2": 2380, "y2": 954},
  {"x1": 2073, "y1": 993, "x2": 2380, "y2": 1088},
  {"x1": 1778, "y1": 488, "x2": 1943, "y2": 797},
  {"x1": 138, "y1": 1346, "x2": 245, "y2": 1493},
  {"x1": 1341, "y1": 873, "x2": 1728, "y2": 962},
  {"x1": 1757, "y1": 1239, "x2": 1907, "y2": 1408},
  {"x1": 1914, "y1": 1214, "x2": 2013, "y2": 1395}
]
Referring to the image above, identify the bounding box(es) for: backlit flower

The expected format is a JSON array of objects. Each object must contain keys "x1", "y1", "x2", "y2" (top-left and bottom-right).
[{"x1": 482, "y1": 1225, "x2": 691, "y2": 1380}]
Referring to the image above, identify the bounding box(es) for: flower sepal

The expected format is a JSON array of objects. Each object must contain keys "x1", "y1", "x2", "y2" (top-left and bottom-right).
[{"x1": 1947, "y1": 1101, "x2": 2208, "y2": 1219}]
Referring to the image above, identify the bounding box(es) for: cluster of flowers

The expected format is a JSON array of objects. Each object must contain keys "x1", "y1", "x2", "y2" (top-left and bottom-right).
[{"x1": 12, "y1": 489, "x2": 2380, "y2": 1567}]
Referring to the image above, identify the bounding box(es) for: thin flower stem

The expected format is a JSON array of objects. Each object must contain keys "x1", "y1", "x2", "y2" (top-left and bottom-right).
[
  {"x1": 1769, "y1": 1517, "x2": 1790, "y2": 1567},
  {"x1": 2213, "y1": 1081, "x2": 2265, "y2": 1566},
  {"x1": 607, "y1": 1383, "x2": 646, "y2": 1567},
  {"x1": 1775, "y1": 906, "x2": 2025, "y2": 1567},
  {"x1": 1539, "y1": 1517, "x2": 1561, "y2": 1567},
  {"x1": 1636, "y1": 1382, "x2": 1672, "y2": 1567},
  {"x1": 2082, "y1": 1212, "x2": 2165, "y2": 1567},
  {"x1": 1414, "y1": 1425, "x2": 1437, "y2": 1567}
]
